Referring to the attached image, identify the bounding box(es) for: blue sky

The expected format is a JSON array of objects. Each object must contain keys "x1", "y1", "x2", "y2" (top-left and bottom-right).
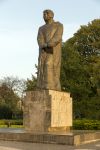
[{"x1": 0, "y1": 0, "x2": 100, "y2": 79}]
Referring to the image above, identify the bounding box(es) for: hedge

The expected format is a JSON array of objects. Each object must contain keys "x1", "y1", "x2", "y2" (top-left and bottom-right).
[
  {"x1": 0, "y1": 119, "x2": 23, "y2": 127},
  {"x1": 0, "y1": 119, "x2": 100, "y2": 130},
  {"x1": 73, "y1": 119, "x2": 100, "y2": 130}
]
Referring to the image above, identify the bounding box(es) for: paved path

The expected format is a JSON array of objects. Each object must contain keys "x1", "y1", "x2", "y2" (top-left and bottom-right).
[
  {"x1": 0, "y1": 140, "x2": 100, "y2": 150},
  {"x1": 0, "y1": 129, "x2": 100, "y2": 149}
]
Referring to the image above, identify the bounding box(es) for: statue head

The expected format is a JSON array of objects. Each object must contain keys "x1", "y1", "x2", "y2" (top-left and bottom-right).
[{"x1": 43, "y1": 9, "x2": 54, "y2": 23}]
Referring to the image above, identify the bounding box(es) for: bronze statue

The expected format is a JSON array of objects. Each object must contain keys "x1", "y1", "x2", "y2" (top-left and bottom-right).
[{"x1": 37, "y1": 9, "x2": 63, "y2": 91}]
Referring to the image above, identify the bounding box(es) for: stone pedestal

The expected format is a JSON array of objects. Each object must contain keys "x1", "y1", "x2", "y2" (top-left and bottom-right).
[{"x1": 23, "y1": 90, "x2": 72, "y2": 132}]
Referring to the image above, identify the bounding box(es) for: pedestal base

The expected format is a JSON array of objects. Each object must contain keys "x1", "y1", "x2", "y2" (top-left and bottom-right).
[
  {"x1": 23, "y1": 90, "x2": 72, "y2": 132},
  {"x1": 0, "y1": 129, "x2": 100, "y2": 146},
  {"x1": 48, "y1": 126, "x2": 70, "y2": 132}
]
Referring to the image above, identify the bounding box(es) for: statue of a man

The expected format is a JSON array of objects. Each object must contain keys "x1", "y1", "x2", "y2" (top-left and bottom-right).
[{"x1": 37, "y1": 9, "x2": 63, "y2": 91}]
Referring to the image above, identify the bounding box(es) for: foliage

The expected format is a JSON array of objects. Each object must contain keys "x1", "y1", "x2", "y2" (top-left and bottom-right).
[
  {"x1": 0, "y1": 76, "x2": 26, "y2": 97},
  {"x1": 0, "y1": 104, "x2": 13, "y2": 119},
  {"x1": 61, "y1": 19, "x2": 100, "y2": 119},
  {"x1": 25, "y1": 65, "x2": 38, "y2": 91},
  {"x1": 0, "y1": 76, "x2": 25, "y2": 119},
  {"x1": 74, "y1": 19, "x2": 100, "y2": 57},
  {"x1": 25, "y1": 75, "x2": 37, "y2": 91},
  {"x1": 73, "y1": 119, "x2": 100, "y2": 130},
  {"x1": 61, "y1": 41, "x2": 93, "y2": 101},
  {"x1": 74, "y1": 96, "x2": 100, "y2": 119},
  {"x1": 0, "y1": 83, "x2": 20, "y2": 111},
  {"x1": 0, "y1": 119, "x2": 23, "y2": 128},
  {"x1": 74, "y1": 19, "x2": 100, "y2": 90}
]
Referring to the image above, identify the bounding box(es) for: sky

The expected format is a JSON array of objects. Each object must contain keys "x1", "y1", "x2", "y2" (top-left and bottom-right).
[{"x1": 0, "y1": 0, "x2": 100, "y2": 80}]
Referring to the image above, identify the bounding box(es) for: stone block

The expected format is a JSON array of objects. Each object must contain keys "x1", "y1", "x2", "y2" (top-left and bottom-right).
[{"x1": 23, "y1": 90, "x2": 72, "y2": 132}]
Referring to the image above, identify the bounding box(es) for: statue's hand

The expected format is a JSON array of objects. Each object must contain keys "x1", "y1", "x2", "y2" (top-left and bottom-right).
[
  {"x1": 47, "y1": 42, "x2": 54, "y2": 47},
  {"x1": 41, "y1": 43, "x2": 47, "y2": 49},
  {"x1": 44, "y1": 47, "x2": 53, "y2": 54}
]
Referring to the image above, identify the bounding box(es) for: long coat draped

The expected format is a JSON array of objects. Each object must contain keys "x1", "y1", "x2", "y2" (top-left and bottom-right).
[{"x1": 37, "y1": 21, "x2": 63, "y2": 91}]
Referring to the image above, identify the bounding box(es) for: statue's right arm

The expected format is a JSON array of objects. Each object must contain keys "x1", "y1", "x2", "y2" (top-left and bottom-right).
[{"x1": 37, "y1": 28, "x2": 47, "y2": 49}]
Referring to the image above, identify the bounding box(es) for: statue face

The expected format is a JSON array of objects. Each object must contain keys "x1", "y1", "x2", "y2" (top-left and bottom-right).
[{"x1": 43, "y1": 11, "x2": 53, "y2": 22}]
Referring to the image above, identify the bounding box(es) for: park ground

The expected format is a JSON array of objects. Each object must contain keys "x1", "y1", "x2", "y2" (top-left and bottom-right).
[{"x1": 0, "y1": 140, "x2": 100, "y2": 150}]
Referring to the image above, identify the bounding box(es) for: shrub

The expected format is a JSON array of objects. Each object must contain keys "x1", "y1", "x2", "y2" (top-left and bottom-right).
[
  {"x1": 0, "y1": 119, "x2": 23, "y2": 127},
  {"x1": 73, "y1": 119, "x2": 100, "y2": 130},
  {"x1": 0, "y1": 104, "x2": 13, "y2": 119}
]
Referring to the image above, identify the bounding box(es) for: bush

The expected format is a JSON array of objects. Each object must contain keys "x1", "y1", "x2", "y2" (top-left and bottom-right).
[
  {"x1": 10, "y1": 119, "x2": 23, "y2": 125},
  {"x1": 73, "y1": 119, "x2": 100, "y2": 130},
  {"x1": 0, "y1": 119, "x2": 23, "y2": 127},
  {"x1": 0, "y1": 104, "x2": 13, "y2": 119},
  {"x1": 73, "y1": 96, "x2": 100, "y2": 120},
  {"x1": 12, "y1": 110, "x2": 23, "y2": 119}
]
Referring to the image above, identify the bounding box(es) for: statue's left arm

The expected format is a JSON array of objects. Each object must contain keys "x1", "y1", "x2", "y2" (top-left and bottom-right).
[{"x1": 47, "y1": 23, "x2": 63, "y2": 47}]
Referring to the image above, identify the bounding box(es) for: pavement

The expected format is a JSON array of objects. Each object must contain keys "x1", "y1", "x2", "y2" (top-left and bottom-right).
[
  {"x1": 0, "y1": 128, "x2": 100, "y2": 150},
  {"x1": 0, "y1": 140, "x2": 100, "y2": 150}
]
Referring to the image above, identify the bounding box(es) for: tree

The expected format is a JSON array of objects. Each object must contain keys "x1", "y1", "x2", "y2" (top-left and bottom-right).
[
  {"x1": 25, "y1": 65, "x2": 37, "y2": 91},
  {"x1": 0, "y1": 76, "x2": 26, "y2": 119},
  {"x1": 61, "y1": 19, "x2": 100, "y2": 119},
  {"x1": 0, "y1": 76, "x2": 26, "y2": 97},
  {"x1": 25, "y1": 75, "x2": 37, "y2": 91},
  {"x1": 61, "y1": 40, "x2": 93, "y2": 101},
  {"x1": 74, "y1": 19, "x2": 100, "y2": 57},
  {"x1": 0, "y1": 83, "x2": 20, "y2": 119},
  {"x1": 0, "y1": 104, "x2": 13, "y2": 119}
]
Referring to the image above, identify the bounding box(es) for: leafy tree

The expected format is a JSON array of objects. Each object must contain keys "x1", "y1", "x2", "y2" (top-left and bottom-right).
[
  {"x1": 25, "y1": 75, "x2": 37, "y2": 91},
  {"x1": 61, "y1": 39, "x2": 93, "y2": 101},
  {"x1": 61, "y1": 19, "x2": 100, "y2": 119},
  {"x1": 74, "y1": 19, "x2": 100, "y2": 57},
  {"x1": 0, "y1": 76, "x2": 26, "y2": 97},
  {"x1": 0, "y1": 104, "x2": 13, "y2": 119},
  {"x1": 25, "y1": 65, "x2": 37, "y2": 91},
  {"x1": 0, "y1": 83, "x2": 20, "y2": 111},
  {"x1": 0, "y1": 76, "x2": 25, "y2": 119}
]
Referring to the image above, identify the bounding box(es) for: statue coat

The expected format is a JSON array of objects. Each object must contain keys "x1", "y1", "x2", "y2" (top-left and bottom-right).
[{"x1": 37, "y1": 21, "x2": 63, "y2": 90}]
